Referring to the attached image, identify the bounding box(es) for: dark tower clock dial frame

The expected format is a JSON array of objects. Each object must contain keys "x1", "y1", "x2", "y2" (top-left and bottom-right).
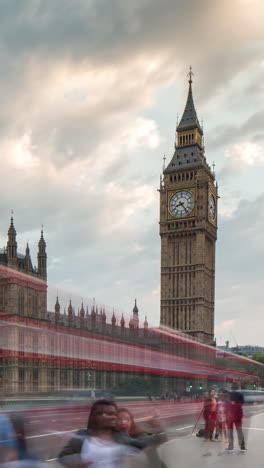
[{"x1": 159, "y1": 73, "x2": 218, "y2": 345}]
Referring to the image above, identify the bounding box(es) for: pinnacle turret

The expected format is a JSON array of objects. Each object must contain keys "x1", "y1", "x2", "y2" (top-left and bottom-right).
[
  {"x1": 38, "y1": 229, "x2": 47, "y2": 279},
  {"x1": 133, "y1": 299, "x2": 139, "y2": 317},
  {"x1": 7, "y1": 216, "x2": 17, "y2": 265},
  {"x1": 80, "y1": 302, "x2": 85, "y2": 317},
  {"x1": 55, "y1": 296, "x2": 60, "y2": 314},
  {"x1": 25, "y1": 243, "x2": 33, "y2": 272}
]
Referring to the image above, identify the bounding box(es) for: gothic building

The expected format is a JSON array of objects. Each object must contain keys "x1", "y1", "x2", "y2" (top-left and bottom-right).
[
  {"x1": 159, "y1": 70, "x2": 218, "y2": 345},
  {"x1": 0, "y1": 291, "x2": 152, "y2": 394},
  {"x1": 0, "y1": 217, "x2": 47, "y2": 318},
  {"x1": 0, "y1": 218, "x2": 151, "y2": 394}
]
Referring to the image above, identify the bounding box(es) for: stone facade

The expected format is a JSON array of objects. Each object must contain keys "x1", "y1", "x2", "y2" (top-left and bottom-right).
[{"x1": 159, "y1": 73, "x2": 217, "y2": 345}]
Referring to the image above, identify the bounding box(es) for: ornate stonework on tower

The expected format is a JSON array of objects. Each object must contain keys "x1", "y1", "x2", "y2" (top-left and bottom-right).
[
  {"x1": 159, "y1": 69, "x2": 218, "y2": 345},
  {"x1": 0, "y1": 217, "x2": 47, "y2": 319}
]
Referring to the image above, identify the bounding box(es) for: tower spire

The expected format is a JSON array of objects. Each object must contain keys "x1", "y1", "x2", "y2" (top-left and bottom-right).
[
  {"x1": 163, "y1": 68, "x2": 207, "y2": 174},
  {"x1": 7, "y1": 214, "x2": 17, "y2": 266},
  {"x1": 177, "y1": 67, "x2": 202, "y2": 134},
  {"x1": 38, "y1": 228, "x2": 47, "y2": 279},
  {"x1": 133, "y1": 299, "x2": 139, "y2": 317},
  {"x1": 25, "y1": 242, "x2": 33, "y2": 272}
]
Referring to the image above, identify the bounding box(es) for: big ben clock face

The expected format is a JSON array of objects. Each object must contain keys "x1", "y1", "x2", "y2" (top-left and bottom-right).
[
  {"x1": 208, "y1": 194, "x2": 216, "y2": 221},
  {"x1": 169, "y1": 190, "x2": 194, "y2": 218}
]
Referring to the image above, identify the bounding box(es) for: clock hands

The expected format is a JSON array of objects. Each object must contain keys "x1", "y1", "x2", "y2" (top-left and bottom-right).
[{"x1": 176, "y1": 201, "x2": 187, "y2": 211}]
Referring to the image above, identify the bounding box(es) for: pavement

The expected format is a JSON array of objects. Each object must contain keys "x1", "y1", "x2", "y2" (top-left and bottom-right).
[{"x1": 158, "y1": 410, "x2": 264, "y2": 468}]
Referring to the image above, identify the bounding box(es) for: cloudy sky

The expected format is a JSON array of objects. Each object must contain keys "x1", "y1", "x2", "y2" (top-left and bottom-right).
[{"x1": 0, "y1": 0, "x2": 263, "y2": 346}]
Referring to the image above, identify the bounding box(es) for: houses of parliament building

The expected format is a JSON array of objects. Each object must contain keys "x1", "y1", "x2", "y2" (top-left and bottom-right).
[{"x1": 0, "y1": 73, "x2": 218, "y2": 395}]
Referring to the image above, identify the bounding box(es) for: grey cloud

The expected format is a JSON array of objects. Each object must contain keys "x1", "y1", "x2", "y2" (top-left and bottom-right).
[
  {"x1": 215, "y1": 195, "x2": 264, "y2": 344},
  {"x1": 0, "y1": 0, "x2": 262, "y2": 170},
  {"x1": 216, "y1": 195, "x2": 264, "y2": 302},
  {"x1": 206, "y1": 109, "x2": 264, "y2": 156}
]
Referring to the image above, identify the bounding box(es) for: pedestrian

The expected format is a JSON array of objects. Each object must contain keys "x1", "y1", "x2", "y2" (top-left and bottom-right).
[
  {"x1": 215, "y1": 389, "x2": 228, "y2": 442},
  {"x1": 116, "y1": 408, "x2": 139, "y2": 438},
  {"x1": 0, "y1": 412, "x2": 18, "y2": 464},
  {"x1": 58, "y1": 399, "x2": 140, "y2": 467},
  {"x1": 225, "y1": 384, "x2": 246, "y2": 452},
  {"x1": 203, "y1": 388, "x2": 217, "y2": 440},
  {"x1": 116, "y1": 408, "x2": 166, "y2": 449}
]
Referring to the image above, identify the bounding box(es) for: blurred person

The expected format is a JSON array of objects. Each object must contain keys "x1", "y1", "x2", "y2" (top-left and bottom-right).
[
  {"x1": 58, "y1": 399, "x2": 140, "y2": 467},
  {"x1": 0, "y1": 413, "x2": 18, "y2": 464},
  {"x1": 9, "y1": 413, "x2": 35, "y2": 461},
  {"x1": 203, "y1": 388, "x2": 217, "y2": 440},
  {"x1": 225, "y1": 384, "x2": 246, "y2": 452},
  {"x1": 116, "y1": 408, "x2": 166, "y2": 450},
  {"x1": 215, "y1": 389, "x2": 228, "y2": 442},
  {"x1": 117, "y1": 408, "x2": 167, "y2": 468},
  {"x1": 116, "y1": 409, "x2": 139, "y2": 438},
  {"x1": 0, "y1": 412, "x2": 51, "y2": 467}
]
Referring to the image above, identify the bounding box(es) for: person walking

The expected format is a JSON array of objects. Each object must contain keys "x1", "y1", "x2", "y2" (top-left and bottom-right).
[{"x1": 225, "y1": 384, "x2": 246, "y2": 452}]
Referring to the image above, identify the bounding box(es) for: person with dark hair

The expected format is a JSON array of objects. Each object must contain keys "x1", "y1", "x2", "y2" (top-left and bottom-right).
[{"x1": 58, "y1": 399, "x2": 140, "y2": 467}]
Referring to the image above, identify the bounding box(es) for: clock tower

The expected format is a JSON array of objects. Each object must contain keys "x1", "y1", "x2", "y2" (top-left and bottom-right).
[{"x1": 159, "y1": 70, "x2": 217, "y2": 345}]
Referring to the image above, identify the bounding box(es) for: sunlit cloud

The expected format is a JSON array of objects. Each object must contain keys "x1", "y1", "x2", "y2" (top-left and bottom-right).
[{"x1": 10, "y1": 132, "x2": 40, "y2": 169}]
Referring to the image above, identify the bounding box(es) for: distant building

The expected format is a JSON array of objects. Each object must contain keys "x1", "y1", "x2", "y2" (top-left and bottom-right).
[{"x1": 219, "y1": 342, "x2": 264, "y2": 357}]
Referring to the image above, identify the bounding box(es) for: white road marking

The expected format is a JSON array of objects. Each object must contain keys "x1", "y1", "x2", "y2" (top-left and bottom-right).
[
  {"x1": 243, "y1": 427, "x2": 264, "y2": 431},
  {"x1": 26, "y1": 428, "x2": 84, "y2": 439},
  {"x1": 28, "y1": 422, "x2": 193, "y2": 441},
  {"x1": 175, "y1": 425, "x2": 193, "y2": 431}
]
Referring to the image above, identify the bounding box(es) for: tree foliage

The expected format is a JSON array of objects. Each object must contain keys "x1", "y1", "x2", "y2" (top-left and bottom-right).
[{"x1": 252, "y1": 353, "x2": 264, "y2": 364}]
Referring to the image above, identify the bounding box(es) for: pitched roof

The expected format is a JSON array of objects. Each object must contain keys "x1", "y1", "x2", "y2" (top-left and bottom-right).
[{"x1": 177, "y1": 79, "x2": 203, "y2": 134}]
